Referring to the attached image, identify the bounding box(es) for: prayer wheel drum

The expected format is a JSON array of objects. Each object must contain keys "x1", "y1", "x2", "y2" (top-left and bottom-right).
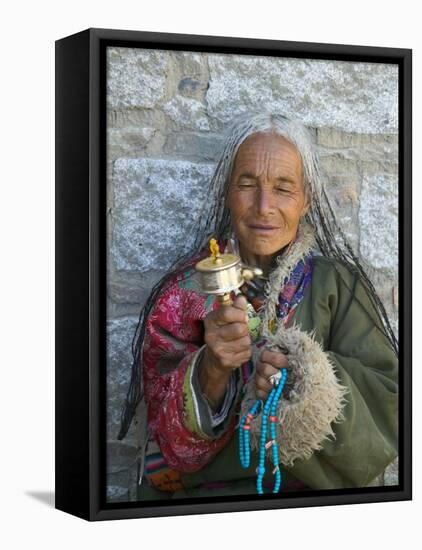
[{"x1": 195, "y1": 243, "x2": 262, "y2": 307}]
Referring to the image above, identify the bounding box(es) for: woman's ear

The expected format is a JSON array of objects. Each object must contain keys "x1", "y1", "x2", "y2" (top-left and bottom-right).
[{"x1": 301, "y1": 191, "x2": 310, "y2": 216}]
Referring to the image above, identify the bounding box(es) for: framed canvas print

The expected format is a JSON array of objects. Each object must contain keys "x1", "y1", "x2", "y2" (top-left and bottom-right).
[{"x1": 55, "y1": 27, "x2": 412, "y2": 521}]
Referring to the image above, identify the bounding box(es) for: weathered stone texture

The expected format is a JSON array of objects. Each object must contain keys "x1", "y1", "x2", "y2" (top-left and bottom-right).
[
  {"x1": 164, "y1": 132, "x2": 225, "y2": 162},
  {"x1": 107, "y1": 47, "x2": 169, "y2": 109},
  {"x1": 107, "y1": 316, "x2": 141, "y2": 502},
  {"x1": 105, "y1": 48, "x2": 400, "y2": 502},
  {"x1": 107, "y1": 126, "x2": 157, "y2": 160},
  {"x1": 359, "y1": 173, "x2": 398, "y2": 276},
  {"x1": 164, "y1": 95, "x2": 210, "y2": 131},
  {"x1": 111, "y1": 157, "x2": 215, "y2": 273},
  {"x1": 106, "y1": 316, "x2": 139, "y2": 444},
  {"x1": 206, "y1": 56, "x2": 398, "y2": 133},
  {"x1": 319, "y1": 159, "x2": 362, "y2": 253}
]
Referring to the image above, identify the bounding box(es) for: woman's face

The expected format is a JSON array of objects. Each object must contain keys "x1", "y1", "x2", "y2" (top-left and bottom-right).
[{"x1": 227, "y1": 132, "x2": 309, "y2": 264}]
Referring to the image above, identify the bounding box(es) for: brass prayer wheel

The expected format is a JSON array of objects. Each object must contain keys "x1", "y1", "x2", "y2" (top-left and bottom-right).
[{"x1": 195, "y1": 239, "x2": 263, "y2": 306}]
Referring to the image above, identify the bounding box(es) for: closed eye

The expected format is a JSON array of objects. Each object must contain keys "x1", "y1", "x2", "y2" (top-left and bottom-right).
[{"x1": 238, "y1": 182, "x2": 256, "y2": 188}]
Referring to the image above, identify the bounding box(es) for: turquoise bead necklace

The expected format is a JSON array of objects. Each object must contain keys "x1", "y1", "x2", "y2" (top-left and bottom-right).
[{"x1": 239, "y1": 368, "x2": 288, "y2": 494}]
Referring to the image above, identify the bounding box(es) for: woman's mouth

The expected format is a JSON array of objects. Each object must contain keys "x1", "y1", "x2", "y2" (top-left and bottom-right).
[{"x1": 248, "y1": 224, "x2": 280, "y2": 232}]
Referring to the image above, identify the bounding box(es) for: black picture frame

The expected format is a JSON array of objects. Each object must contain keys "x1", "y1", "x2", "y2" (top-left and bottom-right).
[{"x1": 55, "y1": 27, "x2": 412, "y2": 521}]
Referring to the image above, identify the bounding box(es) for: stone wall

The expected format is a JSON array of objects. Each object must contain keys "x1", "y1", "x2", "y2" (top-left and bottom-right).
[{"x1": 106, "y1": 47, "x2": 399, "y2": 502}]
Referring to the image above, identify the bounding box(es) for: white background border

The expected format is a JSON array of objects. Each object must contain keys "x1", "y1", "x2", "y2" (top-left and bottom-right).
[{"x1": 1, "y1": 0, "x2": 418, "y2": 547}]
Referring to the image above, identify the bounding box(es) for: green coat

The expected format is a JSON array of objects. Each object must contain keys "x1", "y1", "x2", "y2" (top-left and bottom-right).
[{"x1": 137, "y1": 256, "x2": 398, "y2": 500}]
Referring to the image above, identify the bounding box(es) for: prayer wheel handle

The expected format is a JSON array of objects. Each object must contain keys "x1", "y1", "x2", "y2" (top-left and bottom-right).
[{"x1": 216, "y1": 292, "x2": 233, "y2": 307}]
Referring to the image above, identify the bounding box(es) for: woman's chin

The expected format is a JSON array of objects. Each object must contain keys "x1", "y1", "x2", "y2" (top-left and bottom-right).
[{"x1": 244, "y1": 241, "x2": 287, "y2": 259}]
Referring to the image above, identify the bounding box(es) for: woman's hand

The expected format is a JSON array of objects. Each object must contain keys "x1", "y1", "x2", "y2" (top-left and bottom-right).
[
  {"x1": 198, "y1": 295, "x2": 252, "y2": 411},
  {"x1": 255, "y1": 348, "x2": 289, "y2": 401}
]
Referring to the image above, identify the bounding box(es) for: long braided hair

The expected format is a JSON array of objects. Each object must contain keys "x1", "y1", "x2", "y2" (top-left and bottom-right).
[{"x1": 117, "y1": 111, "x2": 398, "y2": 440}]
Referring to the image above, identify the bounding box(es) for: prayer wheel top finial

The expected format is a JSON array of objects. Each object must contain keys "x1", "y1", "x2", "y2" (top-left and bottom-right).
[
  {"x1": 209, "y1": 238, "x2": 223, "y2": 265},
  {"x1": 209, "y1": 238, "x2": 220, "y2": 259}
]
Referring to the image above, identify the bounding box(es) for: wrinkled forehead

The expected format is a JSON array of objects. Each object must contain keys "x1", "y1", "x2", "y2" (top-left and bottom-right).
[{"x1": 231, "y1": 131, "x2": 304, "y2": 179}]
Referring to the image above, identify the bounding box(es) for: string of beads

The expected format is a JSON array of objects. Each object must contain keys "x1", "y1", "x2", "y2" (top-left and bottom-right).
[{"x1": 238, "y1": 368, "x2": 288, "y2": 494}]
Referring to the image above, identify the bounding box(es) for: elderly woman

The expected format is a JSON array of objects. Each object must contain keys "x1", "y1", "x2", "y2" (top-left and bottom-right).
[{"x1": 118, "y1": 113, "x2": 398, "y2": 499}]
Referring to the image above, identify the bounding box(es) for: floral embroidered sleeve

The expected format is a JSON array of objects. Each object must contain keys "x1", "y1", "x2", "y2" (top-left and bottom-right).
[{"x1": 142, "y1": 269, "x2": 241, "y2": 474}]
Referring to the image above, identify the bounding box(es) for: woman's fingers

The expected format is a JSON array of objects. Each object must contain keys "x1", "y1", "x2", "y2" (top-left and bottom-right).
[
  {"x1": 216, "y1": 322, "x2": 250, "y2": 341},
  {"x1": 203, "y1": 295, "x2": 251, "y2": 371},
  {"x1": 257, "y1": 361, "x2": 280, "y2": 379},
  {"x1": 255, "y1": 350, "x2": 289, "y2": 400},
  {"x1": 255, "y1": 370, "x2": 274, "y2": 395},
  {"x1": 259, "y1": 349, "x2": 289, "y2": 369},
  {"x1": 210, "y1": 295, "x2": 248, "y2": 326},
  {"x1": 232, "y1": 294, "x2": 248, "y2": 311},
  {"x1": 208, "y1": 336, "x2": 251, "y2": 361}
]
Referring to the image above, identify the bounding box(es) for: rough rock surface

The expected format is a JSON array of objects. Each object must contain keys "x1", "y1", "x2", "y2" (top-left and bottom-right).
[
  {"x1": 206, "y1": 55, "x2": 398, "y2": 133},
  {"x1": 111, "y1": 158, "x2": 215, "y2": 272}
]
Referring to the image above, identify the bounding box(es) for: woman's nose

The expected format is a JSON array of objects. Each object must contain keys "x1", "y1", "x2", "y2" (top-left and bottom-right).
[{"x1": 256, "y1": 187, "x2": 274, "y2": 215}]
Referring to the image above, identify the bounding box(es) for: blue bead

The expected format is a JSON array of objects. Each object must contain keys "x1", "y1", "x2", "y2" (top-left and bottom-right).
[{"x1": 238, "y1": 388, "x2": 286, "y2": 495}]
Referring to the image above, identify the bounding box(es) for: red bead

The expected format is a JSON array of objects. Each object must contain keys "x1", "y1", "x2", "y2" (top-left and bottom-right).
[
  {"x1": 269, "y1": 416, "x2": 278, "y2": 423},
  {"x1": 243, "y1": 425, "x2": 251, "y2": 430},
  {"x1": 251, "y1": 297, "x2": 263, "y2": 311}
]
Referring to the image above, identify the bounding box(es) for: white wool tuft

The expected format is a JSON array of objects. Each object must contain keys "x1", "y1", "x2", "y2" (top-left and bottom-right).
[{"x1": 240, "y1": 324, "x2": 349, "y2": 466}]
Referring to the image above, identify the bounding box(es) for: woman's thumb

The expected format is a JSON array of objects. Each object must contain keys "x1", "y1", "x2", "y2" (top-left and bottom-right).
[{"x1": 233, "y1": 294, "x2": 248, "y2": 312}]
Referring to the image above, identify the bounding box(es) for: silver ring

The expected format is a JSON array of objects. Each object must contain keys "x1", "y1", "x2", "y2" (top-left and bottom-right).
[{"x1": 267, "y1": 371, "x2": 282, "y2": 386}]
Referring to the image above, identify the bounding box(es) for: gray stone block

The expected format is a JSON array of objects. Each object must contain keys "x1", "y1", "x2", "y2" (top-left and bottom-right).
[
  {"x1": 107, "y1": 107, "x2": 167, "y2": 131},
  {"x1": 319, "y1": 150, "x2": 361, "y2": 177},
  {"x1": 111, "y1": 157, "x2": 215, "y2": 272},
  {"x1": 107, "y1": 462, "x2": 139, "y2": 503},
  {"x1": 106, "y1": 315, "x2": 140, "y2": 443},
  {"x1": 107, "y1": 316, "x2": 148, "y2": 502},
  {"x1": 317, "y1": 143, "x2": 398, "y2": 175},
  {"x1": 174, "y1": 51, "x2": 208, "y2": 79},
  {"x1": 178, "y1": 76, "x2": 203, "y2": 96},
  {"x1": 107, "y1": 127, "x2": 156, "y2": 159},
  {"x1": 107, "y1": 483, "x2": 129, "y2": 502},
  {"x1": 107, "y1": 274, "x2": 154, "y2": 305},
  {"x1": 206, "y1": 55, "x2": 398, "y2": 134},
  {"x1": 107, "y1": 440, "x2": 139, "y2": 474},
  {"x1": 164, "y1": 132, "x2": 225, "y2": 162},
  {"x1": 316, "y1": 128, "x2": 398, "y2": 149},
  {"x1": 107, "y1": 47, "x2": 168, "y2": 109},
  {"x1": 323, "y1": 173, "x2": 361, "y2": 252},
  {"x1": 107, "y1": 301, "x2": 145, "y2": 320},
  {"x1": 359, "y1": 173, "x2": 398, "y2": 275},
  {"x1": 163, "y1": 95, "x2": 210, "y2": 131}
]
